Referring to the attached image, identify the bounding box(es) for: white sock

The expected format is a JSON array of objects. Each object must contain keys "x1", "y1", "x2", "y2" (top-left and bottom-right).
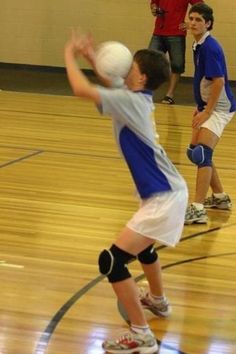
[
  {"x1": 150, "y1": 293, "x2": 165, "y2": 304},
  {"x1": 131, "y1": 324, "x2": 153, "y2": 336},
  {"x1": 192, "y1": 202, "x2": 204, "y2": 210}
]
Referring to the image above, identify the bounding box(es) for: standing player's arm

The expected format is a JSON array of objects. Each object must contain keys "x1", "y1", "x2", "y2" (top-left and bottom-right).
[
  {"x1": 203, "y1": 77, "x2": 224, "y2": 115},
  {"x1": 192, "y1": 77, "x2": 224, "y2": 129},
  {"x1": 64, "y1": 38, "x2": 101, "y2": 104}
]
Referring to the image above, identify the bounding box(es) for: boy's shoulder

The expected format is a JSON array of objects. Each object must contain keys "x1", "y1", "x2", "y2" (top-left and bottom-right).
[
  {"x1": 201, "y1": 35, "x2": 224, "y2": 56},
  {"x1": 204, "y1": 35, "x2": 221, "y2": 49}
]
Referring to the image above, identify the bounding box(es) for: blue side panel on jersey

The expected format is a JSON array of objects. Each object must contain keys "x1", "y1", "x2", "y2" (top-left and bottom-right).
[{"x1": 119, "y1": 126, "x2": 171, "y2": 198}]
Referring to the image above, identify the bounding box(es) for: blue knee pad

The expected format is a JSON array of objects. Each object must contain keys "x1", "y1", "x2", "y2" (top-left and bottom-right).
[
  {"x1": 186, "y1": 144, "x2": 196, "y2": 163},
  {"x1": 137, "y1": 244, "x2": 158, "y2": 264},
  {"x1": 98, "y1": 244, "x2": 134, "y2": 283},
  {"x1": 192, "y1": 144, "x2": 213, "y2": 167}
]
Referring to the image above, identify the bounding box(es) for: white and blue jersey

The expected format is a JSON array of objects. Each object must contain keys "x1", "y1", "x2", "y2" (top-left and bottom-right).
[
  {"x1": 193, "y1": 32, "x2": 236, "y2": 113},
  {"x1": 97, "y1": 86, "x2": 186, "y2": 199}
]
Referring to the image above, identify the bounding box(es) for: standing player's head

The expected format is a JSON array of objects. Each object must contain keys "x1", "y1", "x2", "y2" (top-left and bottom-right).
[
  {"x1": 128, "y1": 49, "x2": 170, "y2": 91},
  {"x1": 189, "y1": 3, "x2": 214, "y2": 31}
]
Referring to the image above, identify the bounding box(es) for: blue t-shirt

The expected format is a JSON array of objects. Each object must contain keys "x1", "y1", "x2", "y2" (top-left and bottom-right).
[
  {"x1": 97, "y1": 86, "x2": 187, "y2": 199},
  {"x1": 193, "y1": 34, "x2": 236, "y2": 113}
]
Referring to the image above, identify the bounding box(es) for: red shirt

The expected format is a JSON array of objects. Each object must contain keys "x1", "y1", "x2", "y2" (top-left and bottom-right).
[{"x1": 151, "y1": 0, "x2": 202, "y2": 36}]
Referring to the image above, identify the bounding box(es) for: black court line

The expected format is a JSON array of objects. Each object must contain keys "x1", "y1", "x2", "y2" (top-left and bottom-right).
[
  {"x1": 34, "y1": 223, "x2": 235, "y2": 354},
  {"x1": 1, "y1": 145, "x2": 236, "y2": 172},
  {"x1": 0, "y1": 150, "x2": 43, "y2": 168},
  {"x1": 35, "y1": 275, "x2": 104, "y2": 354}
]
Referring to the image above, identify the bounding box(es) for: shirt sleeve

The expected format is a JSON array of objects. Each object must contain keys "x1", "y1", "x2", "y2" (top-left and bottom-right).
[
  {"x1": 204, "y1": 46, "x2": 225, "y2": 78},
  {"x1": 97, "y1": 87, "x2": 130, "y2": 117}
]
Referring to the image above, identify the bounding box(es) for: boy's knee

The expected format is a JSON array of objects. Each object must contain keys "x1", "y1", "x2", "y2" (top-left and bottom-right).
[
  {"x1": 98, "y1": 244, "x2": 134, "y2": 283},
  {"x1": 187, "y1": 144, "x2": 213, "y2": 167}
]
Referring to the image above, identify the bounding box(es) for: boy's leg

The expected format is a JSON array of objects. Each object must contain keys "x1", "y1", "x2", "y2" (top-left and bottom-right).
[
  {"x1": 112, "y1": 278, "x2": 147, "y2": 326},
  {"x1": 194, "y1": 166, "x2": 212, "y2": 203},
  {"x1": 163, "y1": 73, "x2": 180, "y2": 102},
  {"x1": 163, "y1": 36, "x2": 185, "y2": 102},
  {"x1": 101, "y1": 228, "x2": 159, "y2": 353},
  {"x1": 204, "y1": 163, "x2": 232, "y2": 209},
  {"x1": 140, "y1": 258, "x2": 163, "y2": 296},
  {"x1": 185, "y1": 127, "x2": 219, "y2": 224},
  {"x1": 210, "y1": 163, "x2": 224, "y2": 193},
  {"x1": 138, "y1": 247, "x2": 171, "y2": 317},
  {"x1": 194, "y1": 128, "x2": 219, "y2": 203},
  {"x1": 113, "y1": 227, "x2": 155, "y2": 327}
]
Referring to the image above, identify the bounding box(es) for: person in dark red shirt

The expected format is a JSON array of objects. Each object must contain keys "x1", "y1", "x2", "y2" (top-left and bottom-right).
[{"x1": 149, "y1": 0, "x2": 203, "y2": 104}]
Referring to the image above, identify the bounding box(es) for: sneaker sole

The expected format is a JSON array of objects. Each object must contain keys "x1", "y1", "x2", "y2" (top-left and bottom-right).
[
  {"x1": 103, "y1": 342, "x2": 159, "y2": 354},
  {"x1": 185, "y1": 217, "x2": 208, "y2": 225},
  {"x1": 204, "y1": 205, "x2": 232, "y2": 210}
]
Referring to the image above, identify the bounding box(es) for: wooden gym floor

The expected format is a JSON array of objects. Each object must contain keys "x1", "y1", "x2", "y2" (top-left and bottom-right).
[{"x1": 0, "y1": 90, "x2": 236, "y2": 354}]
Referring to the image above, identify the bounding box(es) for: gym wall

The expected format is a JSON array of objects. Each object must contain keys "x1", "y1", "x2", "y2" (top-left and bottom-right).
[{"x1": 0, "y1": 0, "x2": 235, "y2": 79}]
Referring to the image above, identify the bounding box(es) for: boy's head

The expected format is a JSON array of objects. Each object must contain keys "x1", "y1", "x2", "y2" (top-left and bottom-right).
[
  {"x1": 129, "y1": 49, "x2": 170, "y2": 91},
  {"x1": 189, "y1": 3, "x2": 214, "y2": 31}
]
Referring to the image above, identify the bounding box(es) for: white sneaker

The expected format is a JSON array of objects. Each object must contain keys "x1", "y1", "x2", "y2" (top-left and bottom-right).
[
  {"x1": 139, "y1": 288, "x2": 171, "y2": 317},
  {"x1": 185, "y1": 204, "x2": 208, "y2": 225},
  {"x1": 102, "y1": 329, "x2": 158, "y2": 353},
  {"x1": 204, "y1": 194, "x2": 232, "y2": 210}
]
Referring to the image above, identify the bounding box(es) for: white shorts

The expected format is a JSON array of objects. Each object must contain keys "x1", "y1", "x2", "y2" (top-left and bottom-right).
[
  {"x1": 126, "y1": 189, "x2": 188, "y2": 247},
  {"x1": 201, "y1": 111, "x2": 235, "y2": 138}
]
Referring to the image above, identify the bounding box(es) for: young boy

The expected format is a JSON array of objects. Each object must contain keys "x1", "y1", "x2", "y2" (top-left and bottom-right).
[
  {"x1": 64, "y1": 32, "x2": 188, "y2": 354},
  {"x1": 185, "y1": 3, "x2": 236, "y2": 224}
]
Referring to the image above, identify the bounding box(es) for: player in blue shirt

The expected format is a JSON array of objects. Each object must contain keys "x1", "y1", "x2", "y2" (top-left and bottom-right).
[
  {"x1": 185, "y1": 3, "x2": 236, "y2": 224},
  {"x1": 64, "y1": 31, "x2": 188, "y2": 353}
]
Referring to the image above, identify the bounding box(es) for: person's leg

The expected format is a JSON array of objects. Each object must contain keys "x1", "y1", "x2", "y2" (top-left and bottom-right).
[
  {"x1": 162, "y1": 36, "x2": 185, "y2": 103},
  {"x1": 148, "y1": 34, "x2": 166, "y2": 52},
  {"x1": 164, "y1": 73, "x2": 180, "y2": 101},
  {"x1": 194, "y1": 161, "x2": 227, "y2": 203},
  {"x1": 101, "y1": 228, "x2": 159, "y2": 352},
  {"x1": 112, "y1": 227, "x2": 155, "y2": 327},
  {"x1": 194, "y1": 166, "x2": 212, "y2": 203},
  {"x1": 140, "y1": 258, "x2": 163, "y2": 296},
  {"x1": 192, "y1": 127, "x2": 219, "y2": 202},
  {"x1": 202, "y1": 112, "x2": 234, "y2": 209},
  {"x1": 185, "y1": 127, "x2": 219, "y2": 224},
  {"x1": 209, "y1": 163, "x2": 224, "y2": 193},
  {"x1": 190, "y1": 112, "x2": 234, "y2": 197},
  {"x1": 138, "y1": 252, "x2": 171, "y2": 317}
]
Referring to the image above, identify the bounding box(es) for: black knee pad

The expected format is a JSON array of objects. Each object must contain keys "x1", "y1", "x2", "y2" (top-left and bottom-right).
[
  {"x1": 98, "y1": 244, "x2": 134, "y2": 283},
  {"x1": 137, "y1": 244, "x2": 158, "y2": 264}
]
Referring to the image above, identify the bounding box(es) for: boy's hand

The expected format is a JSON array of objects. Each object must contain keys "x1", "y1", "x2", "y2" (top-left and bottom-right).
[
  {"x1": 192, "y1": 110, "x2": 210, "y2": 129},
  {"x1": 179, "y1": 22, "x2": 189, "y2": 31},
  {"x1": 150, "y1": 4, "x2": 157, "y2": 16},
  {"x1": 65, "y1": 29, "x2": 96, "y2": 66}
]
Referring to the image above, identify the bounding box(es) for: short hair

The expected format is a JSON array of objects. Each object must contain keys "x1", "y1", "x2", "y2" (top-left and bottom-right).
[
  {"x1": 134, "y1": 49, "x2": 170, "y2": 90},
  {"x1": 189, "y1": 3, "x2": 214, "y2": 30}
]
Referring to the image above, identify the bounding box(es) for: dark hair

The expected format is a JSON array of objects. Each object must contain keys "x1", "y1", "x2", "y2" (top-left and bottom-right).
[
  {"x1": 134, "y1": 49, "x2": 170, "y2": 90},
  {"x1": 189, "y1": 2, "x2": 214, "y2": 30}
]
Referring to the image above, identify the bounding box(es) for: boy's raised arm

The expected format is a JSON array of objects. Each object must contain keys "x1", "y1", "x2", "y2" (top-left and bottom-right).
[{"x1": 64, "y1": 31, "x2": 101, "y2": 104}]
